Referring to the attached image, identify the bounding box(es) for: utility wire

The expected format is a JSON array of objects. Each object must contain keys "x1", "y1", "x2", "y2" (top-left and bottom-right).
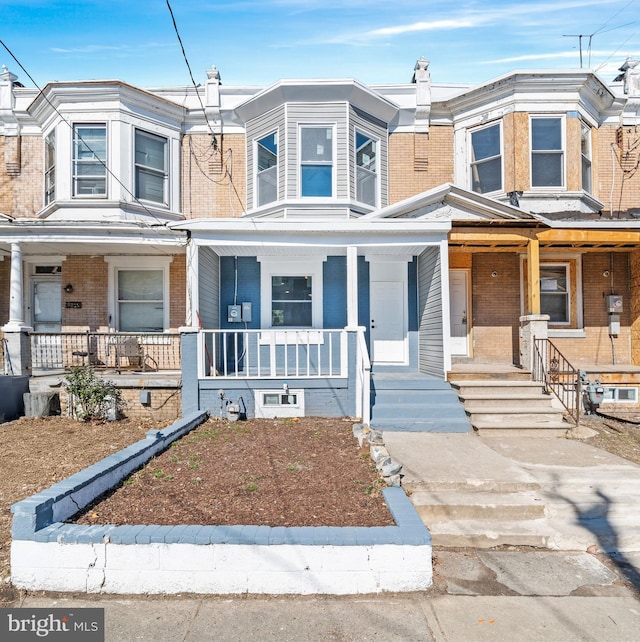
[
  {"x1": 166, "y1": 0, "x2": 218, "y2": 148},
  {"x1": 0, "y1": 38, "x2": 172, "y2": 229}
]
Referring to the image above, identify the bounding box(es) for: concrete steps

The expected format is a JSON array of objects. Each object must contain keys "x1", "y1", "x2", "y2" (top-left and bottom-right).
[
  {"x1": 450, "y1": 379, "x2": 569, "y2": 437},
  {"x1": 370, "y1": 371, "x2": 471, "y2": 433}
]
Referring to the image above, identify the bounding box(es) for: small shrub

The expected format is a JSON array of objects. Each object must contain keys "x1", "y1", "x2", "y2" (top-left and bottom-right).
[{"x1": 64, "y1": 366, "x2": 125, "y2": 422}]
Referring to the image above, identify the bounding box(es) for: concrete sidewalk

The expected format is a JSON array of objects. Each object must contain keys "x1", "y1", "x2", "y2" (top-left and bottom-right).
[{"x1": 7, "y1": 432, "x2": 640, "y2": 640}]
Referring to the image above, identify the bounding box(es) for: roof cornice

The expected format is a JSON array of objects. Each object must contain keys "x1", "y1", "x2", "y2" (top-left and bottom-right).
[{"x1": 234, "y1": 79, "x2": 399, "y2": 124}]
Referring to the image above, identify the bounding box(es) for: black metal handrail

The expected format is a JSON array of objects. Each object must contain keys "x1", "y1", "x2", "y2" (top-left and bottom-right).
[{"x1": 532, "y1": 337, "x2": 580, "y2": 425}]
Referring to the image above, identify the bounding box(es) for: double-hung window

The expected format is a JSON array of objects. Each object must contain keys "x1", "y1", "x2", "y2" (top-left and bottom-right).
[
  {"x1": 581, "y1": 122, "x2": 592, "y2": 194},
  {"x1": 356, "y1": 131, "x2": 378, "y2": 206},
  {"x1": 300, "y1": 126, "x2": 333, "y2": 197},
  {"x1": 117, "y1": 269, "x2": 164, "y2": 332},
  {"x1": 271, "y1": 276, "x2": 313, "y2": 327},
  {"x1": 73, "y1": 124, "x2": 107, "y2": 197},
  {"x1": 540, "y1": 264, "x2": 569, "y2": 324},
  {"x1": 531, "y1": 117, "x2": 564, "y2": 188},
  {"x1": 470, "y1": 122, "x2": 502, "y2": 194},
  {"x1": 44, "y1": 131, "x2": 56, "y2": 205},
  {"x1": 256, "y1": 132, "x2": 278, "y2": 206},
  {"x1": 135, "y1": 129, "x2": 167, "y2": 204}
]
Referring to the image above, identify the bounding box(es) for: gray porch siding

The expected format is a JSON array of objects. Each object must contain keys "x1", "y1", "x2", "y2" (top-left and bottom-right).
[
  {"x1": 197, "y1": 247, "x2": 220, "y2": 329},
  {"x1": 418, "y1": 247, "x2": 445, "y2": 377},
  {"x1": 246, "y1": 105, "x2": 286, "y2": 208},
  {"x1": 286, "y1": 103, "x2": 349, "y2": 200},
  {"x1": 349, "y1": 106, "x2": 388, "y2": 207}
]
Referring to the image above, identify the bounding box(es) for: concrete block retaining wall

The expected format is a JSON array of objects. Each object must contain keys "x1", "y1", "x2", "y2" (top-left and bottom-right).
[{"x1": 11, "y1": 412, "x2": 432, "y2": 595}]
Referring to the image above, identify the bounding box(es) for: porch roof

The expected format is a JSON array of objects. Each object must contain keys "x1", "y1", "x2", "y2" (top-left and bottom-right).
[
  {"x1": 171, "y1": 218, "x2": 451, "y2": 256},
  {"x1": 0, "y1": 220, "x2": 187, "y2": 256}
]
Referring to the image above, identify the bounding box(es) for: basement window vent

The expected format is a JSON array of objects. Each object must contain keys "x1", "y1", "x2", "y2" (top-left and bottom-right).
[
  {"x1": 254, "y1": 389, "x2": 305, "y2": 418},
  {"x1": 603, "y1": 387, "x2": 638, "y2": 403}
]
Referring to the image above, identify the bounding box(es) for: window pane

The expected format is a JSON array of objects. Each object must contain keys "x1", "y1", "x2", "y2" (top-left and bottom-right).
[
  {"x1": 532, "y1": 153, "x2": 563, "y2": 187},
  {"x1": 257, "y1": 132, "x2": 278, "y2": 206},
  {"x1": 582, "y1": 156, "x2": 592, "y2": 193},
  {"x1": 272, "y1": 276, "x2": 312, "y2": 326},
  {"x1": 135, "y1": 131, "x2": 166, "y2": 170},
  {"x1": 73, "y1": 125, "x2": 106, "y2": 197},
  {"x1": 357, "y1": 167, "x2": 377, "y2": 205},
  {"x1": 272, "y1": 302, "x2": 312, "y2": 327},
  {"x1": 541, "y1": 294, "x2": 568, "y2": 322},
  {"x1": 356, "y1": 133, "x2": 376, "y2": 171},
  {"x1": 301, "y1": 165, "x2": 332, "y2": 197},
  {"x1": 540, "y1": 266, "x2": 567, "y2": 292},
  {"x1": 532, "y1": 118, "x2": 562, "y2": 150},
  {"x1": 301, "y1": 127, "x2": 332, "y2": 161},
  {"x1": 119, "y1": 302, "x2": 164, "y2": 332},
  {"x1": 258, "y1": 166, "x2": 277, "y2": 206},
  {"x1": 471, "y1": 125, "x2": 500, "y2": 161},
  {"x1": 257, "y1": 133, "x2": 277, "y2": 170},
  {"x1": 136, "y1": 168, "x2": 165, "y2": 203},
  {"x1": 118, "y1": 270, "x2": 163, "y2": 301},
  {"x1": 472, "y1": 157, "x2": 502, "y2": 193}
]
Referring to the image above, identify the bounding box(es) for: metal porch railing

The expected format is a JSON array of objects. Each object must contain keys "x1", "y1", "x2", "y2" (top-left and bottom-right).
[
  {"x1": 533, "y1": 337, "x2": 581, "y2": 425},
  {"x1": 30, "y1": 332, "x2": 181, "y2": 373},
  {"x1": 199, "y1": 329, "x2": 347, "y2": 379}
]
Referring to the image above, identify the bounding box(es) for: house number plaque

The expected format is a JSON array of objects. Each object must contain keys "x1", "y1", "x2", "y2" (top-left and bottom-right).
[{"x1": 65, "y1": 301, "x2": 82, "y2": 309}]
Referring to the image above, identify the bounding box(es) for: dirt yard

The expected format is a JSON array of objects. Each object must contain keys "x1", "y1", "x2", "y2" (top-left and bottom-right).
[{"x1": 0, "y1": 414, "x2": 389, "y2": 604}]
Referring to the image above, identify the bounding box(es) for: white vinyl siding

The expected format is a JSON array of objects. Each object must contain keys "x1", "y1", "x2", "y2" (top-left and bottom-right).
[{"x1": 418, "y1": 246, "x2": 444, "y2": 377}]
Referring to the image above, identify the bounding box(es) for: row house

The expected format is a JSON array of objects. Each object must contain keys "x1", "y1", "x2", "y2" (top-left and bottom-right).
[{"x1": 1, "y1": 58, "x2": 640, "y2": 426}]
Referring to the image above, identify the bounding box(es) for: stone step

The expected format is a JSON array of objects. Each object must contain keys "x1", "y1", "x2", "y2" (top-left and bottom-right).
[
  {"x1": 450, "y1": 380, "x2": 545, "y2": 396},
  {"x1": 447, "y1": 370, "x2": 533, "y2": 382},
  {"x1": 371, "y1": 417, "x2": 471, "y2": 433},
  {"x1": 371, "y1": 401, "x2": 467, "y2": 420},
  {"x1": 410, "y1": 490, "x2": 545, "y2": 522},
  {"x1": 429, "y1": 518, "x2": 553, "y2": 549},
  {"x1": 468, "y1": 409, "x2": 565, "y2": 423},
  {"x1": 461, "y1": 395, "x2": 557, "y2": 411}
]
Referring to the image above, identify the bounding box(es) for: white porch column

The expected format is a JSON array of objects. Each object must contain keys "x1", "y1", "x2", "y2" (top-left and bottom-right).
[
  {"x1": 2, "y1": 242, "x2": 32, "y2": 375},
  {"x1": 4, "y1": 242, "x2": 26, "y2": 330},
  {"x1": 186, "y1": 241, "x2": 198, "y2": 327},
  {"x1": 346, "y1": 245, "x2": 358, "y2": 329}
]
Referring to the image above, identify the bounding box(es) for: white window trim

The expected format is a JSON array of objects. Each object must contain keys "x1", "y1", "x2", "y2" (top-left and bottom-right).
[
  {"x1": 354, "y1": 128, "x2": 380, "y2": 207},
  {"x1": 254, "y1": 388, "x2": 305, "y2": 418},
  {"x1": 468, "y1": 120, "x2": 503, "y2": 195},
  {"x1": 519, "y1": 254, "x2": 583, "y2": 330},
  {"x1": 254, "y1": 129, "x2": 279, "y2": 209},
  {"x1": 580, "y1": 121, "x2": 592, "y2": 194},
  {"x1": 257, "y1": 256, "x2": 325, "y2": 332},
  {"x1": 298, "y1": 124, "x2": 336, "y2": 199},
  {"x1": 72, "y1": 122, "x2": 108, "y2": 199},
  {"x1": 134, "y1": 128, "x2": 169, "y2": 207},
  {"x1": 529, "y1": 115, "x2": 566, "y2": 190},
  {"x1": 603, "y1": 387, "x2": 638, "y2": 404},
  {"x1": 105, "y1": 256, "x2": 173, "y2": 332}
]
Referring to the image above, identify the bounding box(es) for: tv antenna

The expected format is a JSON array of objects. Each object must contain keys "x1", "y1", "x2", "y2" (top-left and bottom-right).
[{"x1": 564, "y1": 18, "x2": 635, "y2": 68}]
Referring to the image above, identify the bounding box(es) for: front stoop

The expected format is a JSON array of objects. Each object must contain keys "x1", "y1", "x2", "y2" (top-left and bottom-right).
[
  {"x1": 370, "y1": 372, "x2": 471, "y2": 433},
  {"x1": 450, "y1": 379, "x2": 569, "y2": 437}
]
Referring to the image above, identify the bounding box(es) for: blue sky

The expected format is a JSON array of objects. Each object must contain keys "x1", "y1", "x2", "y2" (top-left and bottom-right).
[{"x1": 1, "y1": 0, "x2": 638, "y2": 89}]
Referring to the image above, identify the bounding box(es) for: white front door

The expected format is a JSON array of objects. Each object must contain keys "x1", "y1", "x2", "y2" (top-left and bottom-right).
[
  {"x1": 449, "y1": 269, "x2": 469, "y2": 356},
  {"x1": 32, "y1": 277, "x2": 63, "y2": 369},
  {"x1": 369, "y1": 260, "x2": 408, "y2": 365}
]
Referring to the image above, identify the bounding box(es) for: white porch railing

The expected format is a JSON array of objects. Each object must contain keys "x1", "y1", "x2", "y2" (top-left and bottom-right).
[
  {"x1": 355, "y1": 327, "x2": 371, "y2": 426},
  {"x1": 199, "y1": 329, "x2": 348, "y2": 379}
]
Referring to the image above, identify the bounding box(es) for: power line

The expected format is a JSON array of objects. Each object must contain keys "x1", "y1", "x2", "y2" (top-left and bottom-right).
[{"x1": 165, "y1": 0, "x2": 218, "y2": 149}]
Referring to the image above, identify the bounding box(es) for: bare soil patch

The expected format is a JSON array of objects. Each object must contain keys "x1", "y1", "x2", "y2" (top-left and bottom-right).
[
  {"x1": 0, "y1": 414, "x2": 390, "y2": 605},
  {"x1": 73, "y1": 417, "x2": 392, "y2": 528},
  {"x1": 0, "y1": 416, "x2": 163, "y2": 603},
  {"x1": 577, "y1": 414, "x2": 640, "y2": 466}
]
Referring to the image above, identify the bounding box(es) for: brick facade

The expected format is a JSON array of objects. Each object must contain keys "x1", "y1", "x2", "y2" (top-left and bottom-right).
[{"x1": 0, "y1": 135, "x2": 44, "y2": 219}]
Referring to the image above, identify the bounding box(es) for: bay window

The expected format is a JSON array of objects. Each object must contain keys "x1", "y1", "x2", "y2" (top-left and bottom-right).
[
  {"x1": 44, "y1": 131, "x2": 56, "y2": 205},
  {"x1": 581, "y1": 122, "x2": 592, "y2": 194}
]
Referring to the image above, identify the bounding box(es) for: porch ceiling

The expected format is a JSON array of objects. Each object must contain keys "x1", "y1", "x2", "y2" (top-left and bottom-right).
[{"x1": 210, "y1": 244, "x2": 435, "y2": 257}]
